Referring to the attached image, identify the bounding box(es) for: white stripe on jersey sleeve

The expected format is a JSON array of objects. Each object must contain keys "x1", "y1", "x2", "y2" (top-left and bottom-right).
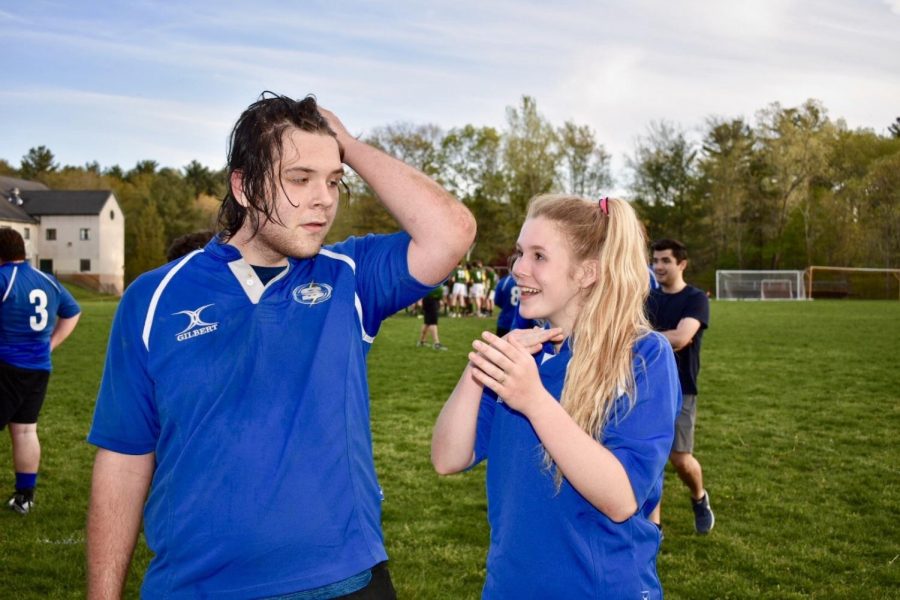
[
  {"x1": 2, "y1": 266, "x2": 17, "y2": 302},
  {"x1": 355, "y1": 294, "x2": 375, "y2": 344},
  {"x1": 142, "y1": 250, "x2": 204, "y2": 351},
  {"x1": 318, "y1": 247, "x2": 373, "y2": 344},
  {"x1": 318, "y1": 247, "x2": 357, "y2": 273},
  {"x1": 33, "y1": 268, "x2": 62, "y2": 292}
]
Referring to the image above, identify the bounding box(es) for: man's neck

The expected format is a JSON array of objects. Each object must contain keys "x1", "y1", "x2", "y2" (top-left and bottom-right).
[
  {"x1": 225, "y1": 230, "x2": 288, "y2": 268},
  {"x1": 661, "y1": 280, "x2": 687, "y2": 294}
]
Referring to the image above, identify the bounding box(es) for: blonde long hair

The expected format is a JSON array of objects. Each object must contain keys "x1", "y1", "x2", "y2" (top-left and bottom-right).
[{"x1": 525, "y1": 195, "x2": 652, "y2": 482}]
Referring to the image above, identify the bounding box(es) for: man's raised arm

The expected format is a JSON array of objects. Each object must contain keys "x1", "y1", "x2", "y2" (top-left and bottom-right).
[{"x1": 320, "y1": 108, "x2": 476, "y2": 286}]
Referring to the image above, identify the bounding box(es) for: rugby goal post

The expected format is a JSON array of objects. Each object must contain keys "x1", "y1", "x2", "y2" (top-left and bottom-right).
[
  {"x1": 715, "y1": 270, "x2": 806, "y2": 300},
  {"x1": 805, "y1": 266, "x2": 900, "y2": 300}
]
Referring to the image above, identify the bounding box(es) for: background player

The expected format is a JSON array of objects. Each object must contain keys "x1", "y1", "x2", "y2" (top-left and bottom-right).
[
  {"x1": 417, "y1": 285, "x2": 449, "y2": 350},
  {"x1": 483, "y1": 265, "x2": 497, "y2": 316},
  {"x1": 469, "y1": 260, "x2": 488, "y2": 316},
  {"x1": 165, "y1": 230, "x2": 215, "y2": 262},
  {"x1": 492, "y1": 270, "x2": 524, "y2": 337},
  {"x1": 0, "y1": 228, "x2": 80, "y2": 514},
  {"x1": 449, "y1": 261, "x2": 469, "y2": 317},
  {"x1": 646, "y1": 238, "x2": 714, "y2": 534}
]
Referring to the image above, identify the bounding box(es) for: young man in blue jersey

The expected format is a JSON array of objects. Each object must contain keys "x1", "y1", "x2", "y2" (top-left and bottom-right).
[
  {"x1": 492, "y1": 271, "x2": 525, "y2": 337},
  {"x1": 646, "y1": 238, "x2": 714, "y2": 534},
  {"x1": 0, "y1": 228, "x2": 81, "y2": 515},
  {"x1": 86, "y1": 94, "x2": 476, "y2": 599}
]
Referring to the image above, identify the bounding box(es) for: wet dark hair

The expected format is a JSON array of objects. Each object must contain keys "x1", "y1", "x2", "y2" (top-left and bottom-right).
[
  {"x1": 651, "y1": 238, "x2": 688, "y2": 263},
  {"x1": 217, "y1": 92, "x2": 342, "y2": 239},
  {"x1": 0, "y1": 228, "x2": 26, "y2": 262},
  {"x1": 166, "y1": 230, "x2": 215, "y2": 262}
]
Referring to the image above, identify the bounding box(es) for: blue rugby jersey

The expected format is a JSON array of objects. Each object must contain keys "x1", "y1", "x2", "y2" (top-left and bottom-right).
[
  {"x1": 649, "y1": 266, "x2": 661, "y2": 291},
  {"x1": 88, "y1": 232, "x2": 430, "y2": 598},
  {"x1": 472, "y1": 332, "x2": 681, "y2": 599},
  {"x1": 0, "y1": 262, "x2": 80, "y2": 371},
  {"x1": 493, "y1": 275, "x2": 524, "y2": 332}
]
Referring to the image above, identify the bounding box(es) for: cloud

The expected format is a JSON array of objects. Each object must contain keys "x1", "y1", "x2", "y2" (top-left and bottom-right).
[{"x1": 2, "y1": 0, "x2": 898, "y2": 179}]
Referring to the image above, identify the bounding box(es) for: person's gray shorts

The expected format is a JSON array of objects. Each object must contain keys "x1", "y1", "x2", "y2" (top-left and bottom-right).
[{"x1": 672, "y1": 394, "x2": 697, "y2": 454}]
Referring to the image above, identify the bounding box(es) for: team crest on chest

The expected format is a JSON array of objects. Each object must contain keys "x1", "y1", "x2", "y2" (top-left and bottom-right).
[
  {"x1": 293, "y1": 282, "x2": 333, "y2": 305},
  {"x1": 173, "y1": 303, "x2": 219, "y2": 342}
]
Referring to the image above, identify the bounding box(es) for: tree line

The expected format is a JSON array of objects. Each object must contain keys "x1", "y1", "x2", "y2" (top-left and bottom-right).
[{"x1": 3, "y1": 97, "x2": 898, "y2": 289}]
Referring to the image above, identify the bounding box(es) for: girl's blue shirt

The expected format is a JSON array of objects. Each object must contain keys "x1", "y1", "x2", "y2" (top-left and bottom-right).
[{"x1": 473, "y1": 332, "x2": 681, "y2": 599}]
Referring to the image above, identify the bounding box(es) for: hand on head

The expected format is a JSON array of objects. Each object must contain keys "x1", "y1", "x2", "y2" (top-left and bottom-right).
[{"x1": 316, "y1": 106, "x2": 353, "y2": 146}]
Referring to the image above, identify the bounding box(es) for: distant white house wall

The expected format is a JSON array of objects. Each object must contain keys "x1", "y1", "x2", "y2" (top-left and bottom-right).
[
  {"x1": 97, "y1": 195, "x2": 125, "y2": 293},
  {"x1": 0, "y1": 222, "x2": 34, "y2": 257},
  {"x1": 0, "y1": 178, "x2": 125, "y2": 295},
  {"x1": 38, "y1": 213, "x2": 98, "y2": 273}
]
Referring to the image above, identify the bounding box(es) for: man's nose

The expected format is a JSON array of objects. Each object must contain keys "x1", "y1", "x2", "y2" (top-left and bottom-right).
[{"x1": 311, "y1": 181, "x2": 336, "y2": 208}]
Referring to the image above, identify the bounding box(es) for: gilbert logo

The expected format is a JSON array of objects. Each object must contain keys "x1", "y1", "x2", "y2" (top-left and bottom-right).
[
  {"x1": 173, "y1": 304, "x2": 218, "y2": 342},
  {"x1": 293, "y1": 282, "x2": 333, "y2": 305}
]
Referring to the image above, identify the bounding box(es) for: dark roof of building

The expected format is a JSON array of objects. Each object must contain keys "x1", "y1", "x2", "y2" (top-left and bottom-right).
[
  {"x1": 18, "y1": 190, "x2": 113, "y2": 216},
  {"x1": 0, "y1": 175, "x2": 50, "y2": 195},
  {"x1": 0, "y1": 198, "x2": 37, "y2": 223}
]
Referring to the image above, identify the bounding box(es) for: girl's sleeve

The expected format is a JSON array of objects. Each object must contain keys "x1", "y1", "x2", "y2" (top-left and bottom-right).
[
  {"x1": 602, "y1": 332, "x2": 682, "y2": 509},
  {"x1": 471, "y1": 388, "x2": 498, "y2": 467}
]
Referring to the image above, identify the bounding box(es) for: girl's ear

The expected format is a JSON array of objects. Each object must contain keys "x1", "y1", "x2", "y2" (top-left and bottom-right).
[{"x1": 577, "y1": 259, "x2": 599, "y2": 289}]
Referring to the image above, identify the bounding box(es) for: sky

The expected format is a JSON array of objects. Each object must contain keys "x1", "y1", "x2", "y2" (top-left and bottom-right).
[{"x1": 2, "y1": 0, "x2": 899, "y2": 191}]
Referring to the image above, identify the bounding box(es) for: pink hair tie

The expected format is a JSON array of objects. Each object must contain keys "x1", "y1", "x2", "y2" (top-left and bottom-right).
[{"x1": 599, "y1": 197, "x2": 609, "y2": 215}]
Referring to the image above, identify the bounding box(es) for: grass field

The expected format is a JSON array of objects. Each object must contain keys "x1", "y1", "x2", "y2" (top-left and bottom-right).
[{"x1": 0, "y1": 295, "x2": 898, "y2": 598}]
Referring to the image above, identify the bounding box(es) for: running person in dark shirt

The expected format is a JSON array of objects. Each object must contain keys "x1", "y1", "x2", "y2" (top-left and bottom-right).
[{"x1": 646, "y1": 238, "x2": 714, "y2": 534}]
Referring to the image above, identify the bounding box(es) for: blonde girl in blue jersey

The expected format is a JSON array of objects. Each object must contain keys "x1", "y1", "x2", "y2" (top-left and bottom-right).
[{"x1": 432, "y1": 195, "x2": 680, "y2": 598}]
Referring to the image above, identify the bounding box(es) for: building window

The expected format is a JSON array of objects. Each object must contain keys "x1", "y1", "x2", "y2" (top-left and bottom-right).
[
  {"x1": 79, "y1": 228, "x2": 91, "y2": 241},
  {"x1": 110, "y1": 210, "x2": 115, "y2": 220},
  {"x1": 80, "y1": 259, "x2": 91, "y2": 272},
  {"x1": 46, "y1": 229, "x2": 56, "y2": 241},
  {"x1": 23, "y1": 228, "x2": 30, "y2": 240}
]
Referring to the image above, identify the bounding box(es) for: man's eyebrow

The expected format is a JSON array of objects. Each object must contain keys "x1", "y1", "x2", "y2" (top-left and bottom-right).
[{"x1": 283, "y1": 166, "x2": 345, "y2": 176}]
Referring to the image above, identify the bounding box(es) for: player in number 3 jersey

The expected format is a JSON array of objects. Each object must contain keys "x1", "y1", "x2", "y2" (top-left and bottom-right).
[{"x1": 0, "y1": 228, "x2": 81, "y2": 514}]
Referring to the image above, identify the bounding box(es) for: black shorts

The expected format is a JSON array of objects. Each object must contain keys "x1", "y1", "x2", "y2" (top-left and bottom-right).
[
  {"x1": 338, "y1": 562, "x2": 396, "y2": 599},
  {"x1": 0, "y1": 360, "x2": 50, "y2": 429},
  {"x1": 422, "y1": 296, "x2": 440, "y2": 326}
]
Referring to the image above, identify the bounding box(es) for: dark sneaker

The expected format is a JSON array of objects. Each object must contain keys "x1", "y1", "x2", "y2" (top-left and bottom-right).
[
  {"x1": 692, "y1": 490, "x2": 715, "y2": 534},
  {"x1": 416, "y1": 341, "x2": 427, "y2": 347},
  {"x1": 7, "y1": 492, "x2": 34, "y2": 515},
  {"x1": 433, "y1": 343, "x2": 449, "y2": 351}
]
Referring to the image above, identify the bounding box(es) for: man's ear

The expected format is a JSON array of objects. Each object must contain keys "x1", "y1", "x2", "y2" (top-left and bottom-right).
[
  {"x1": 230, "y1": 170, "x2": 248, "y2": 207},
  {"x1": 578, "y1": 259, "x2": 599, "y2": 289}
]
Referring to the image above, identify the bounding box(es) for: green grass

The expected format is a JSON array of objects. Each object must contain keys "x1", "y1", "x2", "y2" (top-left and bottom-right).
[{"x1": 1, "y1": 301, "x2": 898, "y2": 598}]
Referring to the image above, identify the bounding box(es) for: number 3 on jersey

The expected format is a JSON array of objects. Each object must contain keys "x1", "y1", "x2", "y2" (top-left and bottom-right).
[{"x1": 29, "y1": 288, "x2": 49, "y2": 331}]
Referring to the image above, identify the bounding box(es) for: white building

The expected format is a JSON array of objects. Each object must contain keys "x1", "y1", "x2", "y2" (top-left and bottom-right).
[{"x1": 0, "y1": 176, "x2": 125, "y2": 295}]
